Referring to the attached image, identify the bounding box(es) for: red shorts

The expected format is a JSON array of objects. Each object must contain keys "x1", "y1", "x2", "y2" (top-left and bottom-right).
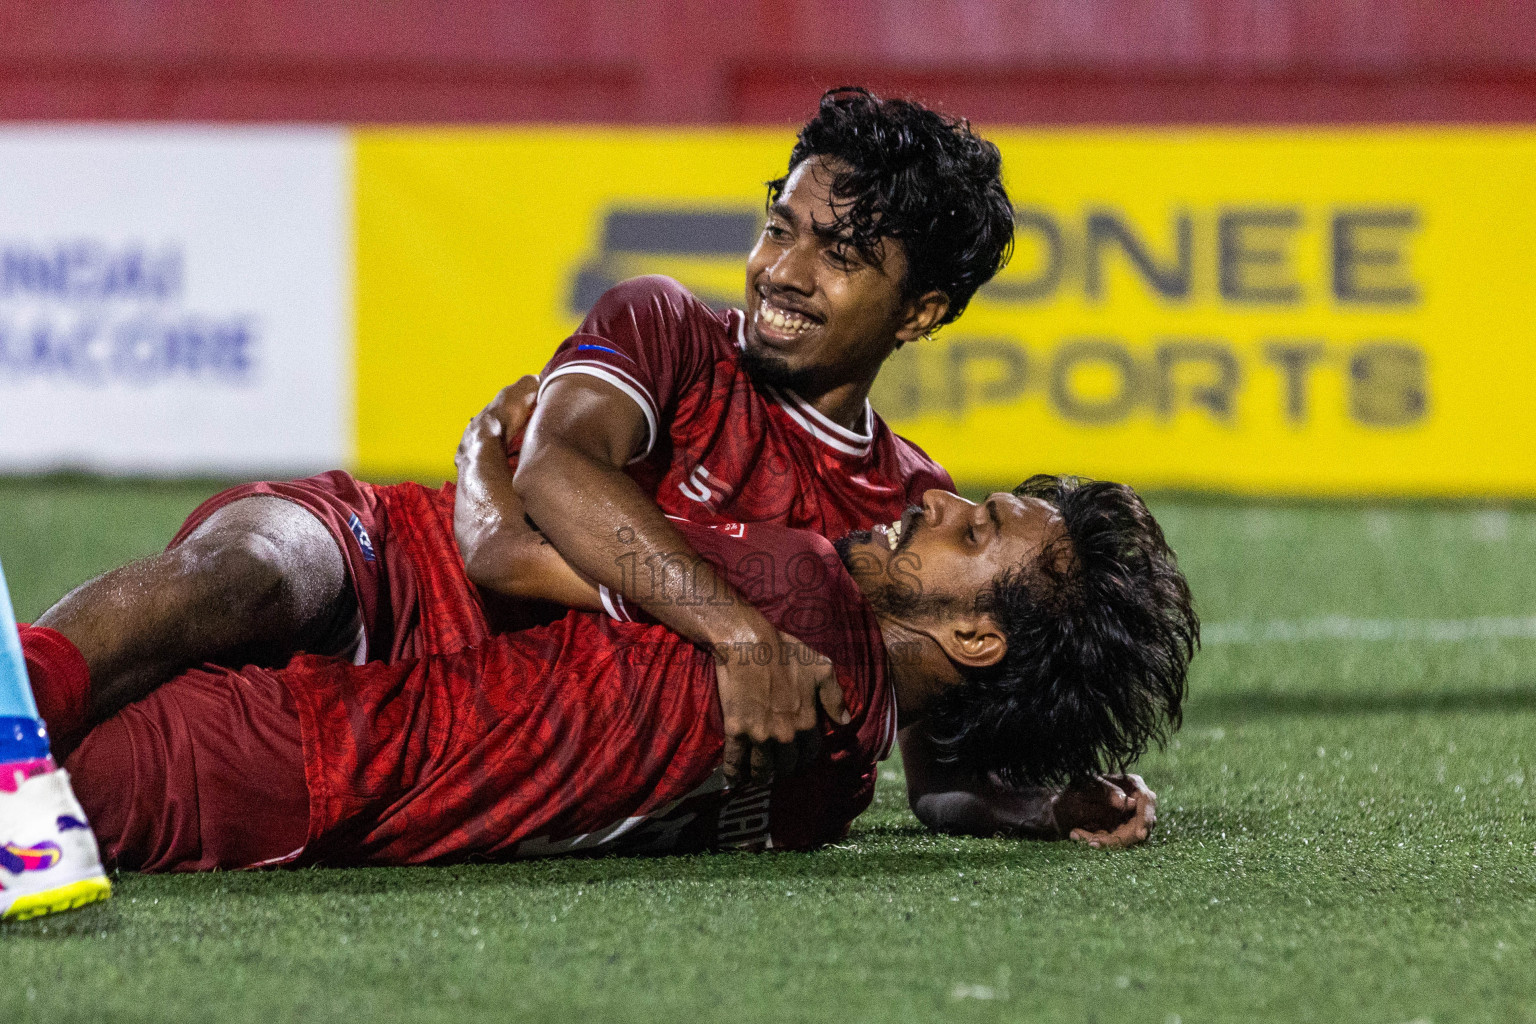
[
  {"x1": 170, "y1": 471, "x2": 395, "y2": 663},
  {"x1": 171, "y1": 472, "x2": 519, "y2": 664},
  {"x1": 64, "y1": 666, "x2": 310, "y2": 872}
]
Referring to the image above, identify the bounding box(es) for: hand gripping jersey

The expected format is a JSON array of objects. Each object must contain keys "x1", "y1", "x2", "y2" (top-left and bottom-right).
[{"x1": 286, "y1": 519, "x2": 896, "y2": 865}]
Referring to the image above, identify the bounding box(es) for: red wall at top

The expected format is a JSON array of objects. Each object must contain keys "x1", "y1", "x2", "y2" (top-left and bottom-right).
[{"x1": 3, "y1": 0, "x2": 1535, "y2": 124}]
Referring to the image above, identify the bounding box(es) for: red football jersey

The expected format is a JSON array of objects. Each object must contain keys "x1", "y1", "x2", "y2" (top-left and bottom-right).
[
  {"x1": 539, "y1": 275, "x2": 954, "y2": 532},
  {"x1": 370, "y1": 275, "x2": 952, "y2": 662},
  {"x1": 282, "y1": 519, "x2": 897, "y2": 865}
]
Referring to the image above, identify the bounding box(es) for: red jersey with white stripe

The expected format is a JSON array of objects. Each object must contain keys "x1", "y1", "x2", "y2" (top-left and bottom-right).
[
  {"x1": 285, "y1": 519, "x2": 896, "y2": 864},
  {"x1": 539, "y1": 275, "x2": 953, "y2": 533}
]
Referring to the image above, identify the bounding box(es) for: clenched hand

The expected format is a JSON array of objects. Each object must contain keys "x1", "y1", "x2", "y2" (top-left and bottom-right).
[{"x1": 715, "y1": 616, "x2": 850, "y2": 787}]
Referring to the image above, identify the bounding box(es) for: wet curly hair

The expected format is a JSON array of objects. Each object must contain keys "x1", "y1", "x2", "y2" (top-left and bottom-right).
[
  {"x1": 923, "y1": 475, "x2": 1199, "y2": 787},
  {"x1": 767, "y1": 86, "x2": 1015, "y2": 328}
]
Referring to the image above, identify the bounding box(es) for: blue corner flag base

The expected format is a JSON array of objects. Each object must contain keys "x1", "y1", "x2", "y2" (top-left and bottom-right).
[
  {"x1": 0, "y1": 716, "x2": 50, "y2": 762},
  {"x1": 0, "y1": 557, "x2": 49, "y2": 762}
]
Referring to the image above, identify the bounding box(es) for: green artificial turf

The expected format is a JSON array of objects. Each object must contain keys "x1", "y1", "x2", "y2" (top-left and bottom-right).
[{"x1": 0, "y1": 477, "x2": 1532, "y2": 1023}]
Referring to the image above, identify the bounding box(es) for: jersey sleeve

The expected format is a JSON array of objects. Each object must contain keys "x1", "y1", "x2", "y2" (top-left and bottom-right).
[
  {"x1": 539, "y1": 276, "x2": 717, "y2": 460},
  {"x1": 888, "y1": 429, "x2": 956, "y2": 500}
]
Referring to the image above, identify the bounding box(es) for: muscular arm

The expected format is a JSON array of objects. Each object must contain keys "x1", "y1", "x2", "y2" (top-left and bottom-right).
[
  {"x1": 513, "y1": 374, "x2": 845, "y2": 781},
  {"x1": 512, "y1": 375, "x2": 759, "y2": 642},
  {"x1": 899, "y1": 725, "x2": 1159, "y2": 848},
  {"x1": 454, "y1": 384, "x2": 603, "y2": 611}
]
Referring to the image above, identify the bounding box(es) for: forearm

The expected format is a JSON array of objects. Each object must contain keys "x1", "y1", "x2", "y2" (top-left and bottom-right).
[
  {"x1": 515, "y1": 373, "x2": 842, "y2": 778},
  {"x1": 454, "y1": 426, "x2": 521, "y2": 579},
  {"x1": 455, "y1": 424, "x2": 602, "y2": 609},
  {"x1": 899, "y1": 726, "x2": 1061, "y2": 840},
  {"x1": 514, "y1": 442, "x2": 761, "y2": 648},
  {"x1": 909, "y1": 784, "x2": 1061, "y2": 840}
]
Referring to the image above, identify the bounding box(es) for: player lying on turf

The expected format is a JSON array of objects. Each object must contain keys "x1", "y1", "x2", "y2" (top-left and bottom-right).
[
  {"x1": 23, "y1": 87, "x2": 1016, "y2": 800},
  {"x1": 456, "y1": 383, "x2": 1167, "y2": 849},
  {"x1": 20, "y1": 472, "x2": 1194, "y2": 870}
]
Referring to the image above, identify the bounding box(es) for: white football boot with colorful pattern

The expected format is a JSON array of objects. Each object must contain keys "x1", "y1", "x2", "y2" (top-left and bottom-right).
[{"x1": 0, "y1": 765, "x2": 111, "y2": 920}]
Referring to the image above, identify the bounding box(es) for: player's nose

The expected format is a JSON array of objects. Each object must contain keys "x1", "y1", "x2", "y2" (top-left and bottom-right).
[
  {"x1": 765, "y1": 240, "x2": 816, "y2": 296},
  {"x1": 921, "y1": 489, "x2": 973, "y2": 529},
  {"x1": 986, "y1": 492, "x2": 1022, "y2": 522}
]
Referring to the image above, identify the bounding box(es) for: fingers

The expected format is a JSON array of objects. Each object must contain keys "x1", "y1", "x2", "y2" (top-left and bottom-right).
[
  {"x1": 493, "y1": 375, "x2": 539, "y2": 408},
  {"x1": 1069, "y1": 807, "x2": 1155, "y2": 850},
  {"x1": 722, "y1": 735, "x2": 749, "y2": 787},
  {"x1": 458, "y1": 411, "x2": 501, "y2": 461},
  {"x1": 485, "y1": 375, "x2": 542, "y2": 436},
  {"x1": 1069, "y1": 827, "x2": 1139, "y2": 850},
  {"x1": 1071, "y1": 829, "x2": 1121, "y2": 850},
  {"x1": 1113, "y1": 772, "x2": 1157, "y2": 805},
  {"x1": 717, "y1": 632, "x2": 847, "y2": 792},
  {"x1": 726, "y1": 733, "x2": 812, "y2": 789},
  {"x1": 1069, "y1": 829, "x2": 1101, "y2": 847},
  {"x1": 778, "y1": 630, "x2": 846, "y2": 729},
  {"x1": 478, "y1": 411, "x2": 505, "y2": 439},
  {"x1": 1068, "y1": 828, "x2": 1125, "y2": 849},
  {"x1": 1122, "y1": 777, "x2": 1158, "y2": 832},
  {"x1": 1112, "y1": 814, "x2": 1153, "y2": 846}
]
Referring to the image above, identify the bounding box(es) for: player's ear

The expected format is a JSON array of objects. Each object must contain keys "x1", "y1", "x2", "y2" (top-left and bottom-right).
[
  {"x1": 936, "y1": 613, "x2": 1006, "y2": 670},
  {"x1": 894, "y1": 290, "x2": 950, "y2": 345}
]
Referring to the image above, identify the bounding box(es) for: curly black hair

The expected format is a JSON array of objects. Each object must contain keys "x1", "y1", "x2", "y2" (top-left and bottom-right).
[
  {"x1": 923, "y1": 475, "x2": 1199, "y2": 787},
  {"x1": 768, "y1": 87, "x2": 1015, "y2": 328}
]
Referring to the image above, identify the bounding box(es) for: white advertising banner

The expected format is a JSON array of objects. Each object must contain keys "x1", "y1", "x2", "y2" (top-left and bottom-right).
[{"x1": 0, "y1": 127, "x2": 350, "y2": 474}]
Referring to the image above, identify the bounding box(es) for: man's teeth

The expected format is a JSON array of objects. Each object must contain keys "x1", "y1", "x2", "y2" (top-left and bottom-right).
[
  {"x1": 886, "y1": 519, "x2": 903, "y2": 550},
  {"x1": 759, "y1": 298, "x2": 815, "y2": 334}
]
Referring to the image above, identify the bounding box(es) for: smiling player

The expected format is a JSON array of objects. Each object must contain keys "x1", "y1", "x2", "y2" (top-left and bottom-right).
[{"x1": 503, "y1": 88, "x2": 1016, "y2": 782}]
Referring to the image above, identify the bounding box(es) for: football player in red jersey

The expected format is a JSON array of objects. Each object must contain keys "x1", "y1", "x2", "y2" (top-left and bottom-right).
[
  {"x1": 24, "y1": 88, "x2": 1018, "y2": 782},
  {"x1": 492, "y1": 88, "x2": 1018, "y2": 784},
  {"x1": 23, "y1": 465, "x2": 1195, "y2": 870}
]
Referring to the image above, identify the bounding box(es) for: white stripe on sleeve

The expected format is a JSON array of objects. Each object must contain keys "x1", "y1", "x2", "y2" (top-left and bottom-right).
[{"x1": 539, "y1": 362, "x2": 660, "y2": 461}]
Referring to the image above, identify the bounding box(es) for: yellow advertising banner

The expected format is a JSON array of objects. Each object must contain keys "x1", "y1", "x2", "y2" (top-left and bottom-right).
[{"x1": 355, "y1": 128, "x2": 1536, "y2": 496}]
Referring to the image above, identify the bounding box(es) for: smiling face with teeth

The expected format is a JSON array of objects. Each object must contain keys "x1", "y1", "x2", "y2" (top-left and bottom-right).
[
  {"x1": 741, "y1": 155, "x2": 950, "y2": 423},
  {"x1": 837, "y1": 489, "x2": 1069, "y2": 627}
]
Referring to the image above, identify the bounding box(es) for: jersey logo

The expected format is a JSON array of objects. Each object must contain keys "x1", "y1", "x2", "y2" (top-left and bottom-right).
[
  {"x1": 575, "y1": 343, "x2": 630, "y2": 359},
  {"x1": 347, "y1": 514, "x2": 377, "y2": 563},
  {"x1": 665, "y1": 516, "x2": 745, "y2": 539},
  {"x1": 677, "y1": 464, "x2": 733, "y2": 509}
]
